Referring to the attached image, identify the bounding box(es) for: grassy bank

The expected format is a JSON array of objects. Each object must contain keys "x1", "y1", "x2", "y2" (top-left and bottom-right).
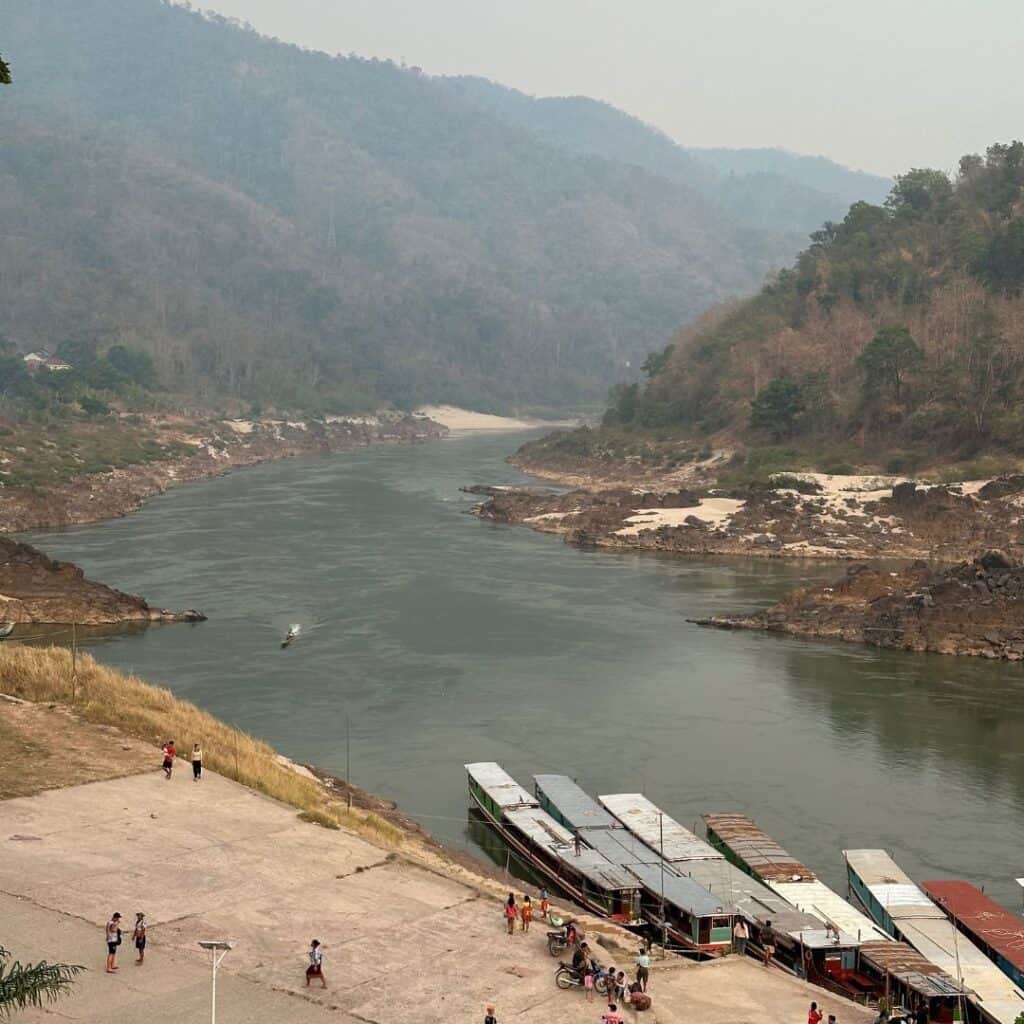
[{"x1": 0, "y1": 646, "x2": 402, "y2": 844}]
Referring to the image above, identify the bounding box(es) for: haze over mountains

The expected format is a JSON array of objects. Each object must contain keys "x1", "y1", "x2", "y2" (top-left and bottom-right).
[{"x1": 1, "y1": 0, "x2": 887, "y2": 413}]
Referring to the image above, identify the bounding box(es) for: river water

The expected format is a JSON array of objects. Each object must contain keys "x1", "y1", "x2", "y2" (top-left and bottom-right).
[{"x1": 27, "y1": 431, "x2": 1024, "y2": 910}]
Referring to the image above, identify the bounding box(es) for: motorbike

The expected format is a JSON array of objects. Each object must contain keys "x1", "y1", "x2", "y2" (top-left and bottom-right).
[
  {"x1": 546, "y1": 920, "x2": 584, "y2": 957},
  {"x1": 554, "y1": 961, "x2": 610, "y2": 994}
]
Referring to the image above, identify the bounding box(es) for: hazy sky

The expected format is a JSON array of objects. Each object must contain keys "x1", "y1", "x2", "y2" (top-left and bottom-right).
[{"x1": 202, "y1": 0, "x2": 1023, "y2": 177}]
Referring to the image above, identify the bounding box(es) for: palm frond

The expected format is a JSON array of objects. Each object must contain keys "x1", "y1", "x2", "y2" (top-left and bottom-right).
[{"x1": 0, "y1": 946, "x2": 85, "y2": 1017}]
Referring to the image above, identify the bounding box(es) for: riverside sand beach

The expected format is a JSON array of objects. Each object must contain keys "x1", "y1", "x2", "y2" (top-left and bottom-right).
[{"x1": 0, "y1": 682, "x2": 872, "y2": 1024}]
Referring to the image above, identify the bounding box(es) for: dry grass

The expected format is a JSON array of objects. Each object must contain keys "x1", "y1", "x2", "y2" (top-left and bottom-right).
[{"x1": 0, "y1": 646, "x2": 403, "y2": 846}]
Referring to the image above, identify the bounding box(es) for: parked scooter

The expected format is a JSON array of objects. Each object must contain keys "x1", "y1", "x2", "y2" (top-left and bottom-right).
[{"x1": 554, "y1": 961, "x2": 610, "y2": 994}]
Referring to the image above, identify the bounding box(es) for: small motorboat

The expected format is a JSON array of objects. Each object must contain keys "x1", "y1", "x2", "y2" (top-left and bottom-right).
[
  {"x1": 0, "y1": 622, "x2": 15, "y2": 640},
  {"x1": 280, "y1": 623, "x2": 301, "y2": 648}
]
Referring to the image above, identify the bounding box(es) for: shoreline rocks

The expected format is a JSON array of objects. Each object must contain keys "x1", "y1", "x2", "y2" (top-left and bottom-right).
[
  {"x1": 0, "y1": 536, "x2": 206, "y2": 626},
  {"x1": 693, "y1": 552, "x2": 1024, "y2": 660}
]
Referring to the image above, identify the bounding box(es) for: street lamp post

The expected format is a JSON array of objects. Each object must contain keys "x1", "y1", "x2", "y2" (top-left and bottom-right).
[{"x1": 198, "y1": 940, "x2": 234, "y2": 1024}]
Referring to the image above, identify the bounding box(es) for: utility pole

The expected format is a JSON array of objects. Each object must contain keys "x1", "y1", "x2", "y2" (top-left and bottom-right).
[
  {"x1": 346, "y1": 714, "x2": 352, "y2": 810},
  {"x1": 659, "y1": 811, "x2": 667, "y2": 955},
  {"x1": 70, "y1": 622, "x2": 78, "y2": 702}
]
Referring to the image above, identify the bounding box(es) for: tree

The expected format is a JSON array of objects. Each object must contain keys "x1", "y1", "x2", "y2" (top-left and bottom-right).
[
  {"x1": 106, "y1": 345, "x2": 159, "y2": 389},
  {"x1": 602, "y1": 381, "x2": 639, "y2": 426},
  {"x1": 0, "y1": 945, "x2": 83, "y2": 1017},
  {"x1": 856, "y1": 325, "x2": 924, "y2": 403},
  {"x1": 749, "y1": 377, "x2": 805, "y2": 439},
  {"x1": 641, "y1": 344, "x2": 673, "y2": 379},
  {"x1": 0, "y1": 55, "x2": 10, "y2": 85},
  {"x1": 885, "y1": 169, "x2": 953, "y2": 219}
]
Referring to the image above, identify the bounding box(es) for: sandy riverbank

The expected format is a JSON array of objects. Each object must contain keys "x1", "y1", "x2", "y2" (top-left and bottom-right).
[{"x1": 416, "y1": 404, "x2": 577, "y2": 432}]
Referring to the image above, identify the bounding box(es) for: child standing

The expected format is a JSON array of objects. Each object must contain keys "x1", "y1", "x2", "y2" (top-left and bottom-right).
[
  {"x1": 191, "y1": 743, "x2": 203, "y2": 781},
  {"x1": 539, "y1": 888, "x2": 550, "y2": 920},
  {"x1": 520, "y1": 895, "x2": 533, "y2": 933},
  {"x1": 484, "y1": 1006, "x2": 497, "y2": 1024},
  {"x1": 161, "y1": 740, "x2": 175, "y2": 780},
  {"x1": 504, "y1": 893, "x2": 518, "y2": 935},
  {"x1": 305, "y1": 939, "x2": 326, "y2": 989},
  {"x1": 584, "y1": 964, "x2": 595, "y2": 1002},
  {"x1": 132, "y1": 912, "x2": 147, "y2": 965}
]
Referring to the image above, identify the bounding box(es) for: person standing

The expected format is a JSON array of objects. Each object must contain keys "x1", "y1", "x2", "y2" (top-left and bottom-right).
[
  {"x1": 733, "y1": 917, "x2": 749, "y2": 956},
  {"x1": 601, "y1": 1002, "x2": 623, "y2": 1024},
  {"x1": 520, "y1": 895, "x2": 533, "y2": 933},
  {"x1": 539, "y1": 888, "x2": 550, "y2": 921},
  {"x1": 484, "y1": 1006, "x2": 497, "y2": 1024},
  {"x1": 191, "y1": 743, "x2": 203, "y2": 781},
  {"x1": 132, "y1": 912, "x2": 147, "y2": 965},
  {"x1": 504, "y1": 893, "x2": 518, "y2": 935},
  {"x1": 305, "y1": 939, "x2": 326, "y2": 988},
  {"x1": 105, "y1": 912, "x2": 122, "y2": 973},
  {"x1": 635, "y1": 943, "x2": 650, "y2": 992},
  {"x1": 760, "y1": 920, "x2": 776, "y2": 967},
  {"x1": 809, "y1": 1000, "x2": 823, "y2": 1024},
  {"x1": 161, "y1": 740, "x2": 175, "y2": 780},
  {"x1": 876, "y1": 994, "x2": 891, "y2": 1024}
]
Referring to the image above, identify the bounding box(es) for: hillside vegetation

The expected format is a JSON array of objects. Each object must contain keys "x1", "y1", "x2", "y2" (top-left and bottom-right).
[
  {"x1": 0, "y1": 0, "x2": 877, "y2": 416},
  {"x1": 598, "y1": 142, "x2": 1024, "y2": 473}
]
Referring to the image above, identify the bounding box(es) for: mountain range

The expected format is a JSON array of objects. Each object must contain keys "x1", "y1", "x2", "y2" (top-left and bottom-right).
[{"x1": 1, "y1": 0, "x2": 887, "y2": 413}]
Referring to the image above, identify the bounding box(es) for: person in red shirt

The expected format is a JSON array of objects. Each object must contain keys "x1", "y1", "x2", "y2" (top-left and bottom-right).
[
  {"x1": 503, "y1": 893, "x2": 518, "y2": 935},
  {"x1": 809, "y1": 1001, "x2": 824, "y2": 1024},
  {"x1": 161, "y1": 740, "x2": 176, "y2": 780}
]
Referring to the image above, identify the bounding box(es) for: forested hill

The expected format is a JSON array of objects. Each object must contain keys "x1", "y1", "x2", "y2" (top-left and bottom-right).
[
  {"x1": 611, "y1": 143, "x2": 1024, "y2": 468},
  {"x1": 3, "y1": 0, "x2": 876, "y2": 414},
  {"x1": 444, "y1": 77, "x2": 891, "y2": 236}
]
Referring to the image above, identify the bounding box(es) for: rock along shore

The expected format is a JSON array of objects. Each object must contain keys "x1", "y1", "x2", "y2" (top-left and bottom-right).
[
  {"x1": 0, "y1": 535, "x2": 205, "y2": 625},
  {"x1": 692, "y1": 549, "x2": 1024, "y2": 660}
]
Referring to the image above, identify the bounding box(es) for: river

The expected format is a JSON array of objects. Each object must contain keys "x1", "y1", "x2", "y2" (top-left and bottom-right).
[{"x1": 27, "y1": 431, "x2": 1024, "y2": 911}]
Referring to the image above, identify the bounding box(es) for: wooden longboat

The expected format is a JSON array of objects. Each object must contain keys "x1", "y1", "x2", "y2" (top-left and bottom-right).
[
  {"x1": 845, "y1": 850, "x2": 1024, "y2": 1024},
  {"x1": 533, "y1": 774, "x2": 733, "y2": 956},
  {"x1": 465, "y1": 762, "x2": 642, "y2": 925}
]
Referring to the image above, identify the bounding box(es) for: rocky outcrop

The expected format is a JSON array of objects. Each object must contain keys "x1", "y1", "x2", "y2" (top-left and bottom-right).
[
  {"x1": 694, "y1": 552, "x2": 1024, "y2": 659},
  {"x1": 0, "y1": 537, "x2": 205, "y2": 626},
  {"x1": 470, "y1": 473, "x2": 1024, "y2": 565}
]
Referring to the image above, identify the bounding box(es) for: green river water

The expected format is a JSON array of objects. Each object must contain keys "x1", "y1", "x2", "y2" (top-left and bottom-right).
[{"x1": 26, "y1": 431, "x2": 1024, "y2": 911}]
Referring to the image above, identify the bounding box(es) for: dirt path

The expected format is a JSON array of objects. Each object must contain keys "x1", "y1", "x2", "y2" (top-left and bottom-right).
[{"x1": 0, "y1": 698, "x2": 156, "y2": 798}]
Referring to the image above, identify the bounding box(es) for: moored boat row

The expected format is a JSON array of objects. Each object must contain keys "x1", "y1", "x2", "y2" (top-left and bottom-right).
[
  {"x1": 465, "y1": 763, "x2": 1024, "y2": 1023},
  {"x1": 845, "y1": 849, "x2": 1024, "y2": 1024}
]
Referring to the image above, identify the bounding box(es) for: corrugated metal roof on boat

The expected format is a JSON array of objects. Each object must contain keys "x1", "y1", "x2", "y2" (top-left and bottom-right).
[
  {"x1": 771, "y1": 879, "x2": 892, "y2": 943},
  {"x1": 922, "y1": 880, "x2": 1024, "y2": 975},
  {"x1": 625, "y1": 862, "x2": 732, "y2": 919},
  {"x1": 503, "y1": 805, "x2": 639, "y2": 893},
  {"x1": 680, "y1": 859, "x2": 828, "y2": 936},
  {"x1": 599, "y1": 793, "x2": 723, "y2": 862},
  {"x1": 702, "y1": 812, "x2": 815, "y2": 881},
  {"x1": 858, "y1": 940, "x2": 964, "y2": 998},
  {"x1": 897, "y1": 917, "x2": 1024, "y2": 1024},
  {"x1": 533, "y1": 775, "x2": 617, "y2": 830},
  {"x1": 844, "y1": 850, "x2": 946, "y2": 921},
  {"x1": 581, "y1": 822, "x2": 664, "y2": 869},
  {"x1": 464, "y1": 762, "x2": 537, "y2": 809}
]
